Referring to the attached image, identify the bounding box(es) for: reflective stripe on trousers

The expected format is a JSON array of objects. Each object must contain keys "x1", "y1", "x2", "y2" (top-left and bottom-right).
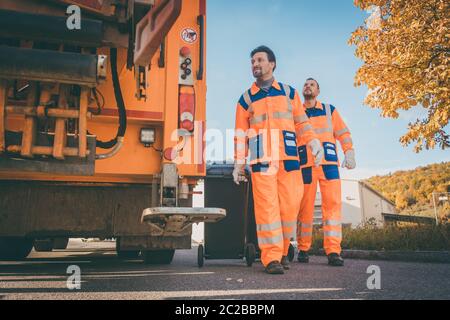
[
  {"x1": 298, "y1": 222, "x2": 313, "y2": 238},
  {"x1": 282, "y1": 220, "x2": 297, "y2": 240}
]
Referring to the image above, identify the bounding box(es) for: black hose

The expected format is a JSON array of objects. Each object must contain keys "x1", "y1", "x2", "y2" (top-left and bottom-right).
[{"x1": 95, "y1": 47, "x2": 127, "y2": 149}]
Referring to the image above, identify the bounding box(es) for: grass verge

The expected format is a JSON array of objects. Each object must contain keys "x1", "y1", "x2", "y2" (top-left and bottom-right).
[{"x1": 311, "y1": 223, "x2": 450, "y2": 251}]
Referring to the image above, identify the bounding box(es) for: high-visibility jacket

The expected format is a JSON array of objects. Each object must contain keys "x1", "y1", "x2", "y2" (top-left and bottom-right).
[
  {"x1": 235, "y1": 81, "x2": 316, "y2": 165},
  {"x1": 297, "y1": 100, "x2": 353, "y2": 168}
]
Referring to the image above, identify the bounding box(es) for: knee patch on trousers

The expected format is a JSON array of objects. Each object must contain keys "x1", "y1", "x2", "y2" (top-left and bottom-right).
[
  {"x1": 283, "y1": 160, "x2": 300, "y2": 172},
  {"x1": 301, "y1": 167, "x2": 313, "y2": 184},
  {"x1": 322, "y1": 165, "x2": 340, "y2": 180}
]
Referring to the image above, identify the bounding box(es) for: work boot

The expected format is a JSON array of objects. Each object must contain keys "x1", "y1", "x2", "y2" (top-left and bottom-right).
[
  {"x1": 280, "y1": 256, "x2": 290, "y2": 270},
  {"x1": 327, "y1": 253, "x2": 344, "y2": 267},
  {"x1": 265, "y1": 261, "x2": 284, "y2": 275},
  {"x1": 297, "y1": 250, "x2": 309, "y2": 263}
]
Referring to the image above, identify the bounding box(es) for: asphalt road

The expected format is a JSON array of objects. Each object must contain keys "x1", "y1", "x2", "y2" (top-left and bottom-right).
[{"x1": 0, "y1": 239, "x2": 449, "y2": 300}]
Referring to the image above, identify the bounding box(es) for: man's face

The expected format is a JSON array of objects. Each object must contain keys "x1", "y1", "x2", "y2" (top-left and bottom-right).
[
  {"x1": 251, "y1": 52, "x2": 275, "y2": 79},
  {"x1": 303, "y1": 80, "x2": 320, "y2": 100}
]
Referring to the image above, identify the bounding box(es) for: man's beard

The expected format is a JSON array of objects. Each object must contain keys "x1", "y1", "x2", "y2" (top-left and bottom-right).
[
  {"x1": 303, "y1": 93, "x2": 314, "y2": 100},
  {"x1": 253, "y1": 68, "x2": 263, "y2": 78}
]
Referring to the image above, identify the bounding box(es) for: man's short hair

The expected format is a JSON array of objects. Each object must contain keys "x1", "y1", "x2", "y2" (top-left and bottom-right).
[
  {"x1": 251, "y1": 45, "x2": 277, "y2": 71},
  {"x1": 306, "y1": 77, "x2": 320, "y2": 89}
]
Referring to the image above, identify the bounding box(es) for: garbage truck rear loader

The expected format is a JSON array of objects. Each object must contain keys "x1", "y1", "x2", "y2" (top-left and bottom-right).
[{"x1": 0, "y1": 0, "x2": 224, "y2": 264}]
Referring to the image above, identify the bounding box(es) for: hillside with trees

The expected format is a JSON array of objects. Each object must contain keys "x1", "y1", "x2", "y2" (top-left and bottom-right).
[{"x1": 365, "y1": 162, "x2": 450, "y2": 216}]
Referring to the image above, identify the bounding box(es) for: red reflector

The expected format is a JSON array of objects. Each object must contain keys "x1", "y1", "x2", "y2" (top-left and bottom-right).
[
  {"x1": 179, "y1": 86, "x2": 195, "y2": 132},
  {"x1": 181, "y1": 119, "x2": 194, "y2": 131},
  {"x1": 163, "y1": 148, "x2": 176, "y2": 161},
  {"x1": 180, "y1": 47, "x2": 191, "y2": 57}
]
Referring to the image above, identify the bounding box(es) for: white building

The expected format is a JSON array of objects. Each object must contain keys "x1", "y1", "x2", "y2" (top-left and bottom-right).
[{"x1": 313, "y1": 179, "x2": 397, "y2": 228}]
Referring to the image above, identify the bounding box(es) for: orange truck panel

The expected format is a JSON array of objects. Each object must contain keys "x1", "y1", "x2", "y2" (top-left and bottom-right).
[{"x1": 0, "y1": 0, "x2": 207, "y2": 184}]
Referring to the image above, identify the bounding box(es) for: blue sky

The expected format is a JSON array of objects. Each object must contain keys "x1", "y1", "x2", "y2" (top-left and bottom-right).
[{"x1": 204, "y1": 0, "x2": 449, "y2": 179}]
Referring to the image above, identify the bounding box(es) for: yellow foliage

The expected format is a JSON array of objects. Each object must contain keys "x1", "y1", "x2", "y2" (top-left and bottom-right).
[
  {"x1": 365, "y1": 162, "x2": 450, "y2": 213},
  {"x1": 349, "y1": 0, "x2": 450, "y2": 152}
]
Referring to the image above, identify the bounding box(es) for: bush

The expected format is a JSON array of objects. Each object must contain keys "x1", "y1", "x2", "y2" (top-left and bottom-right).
[{"x1": 311, "y1": 223, "x2": 450, "y2": 251}]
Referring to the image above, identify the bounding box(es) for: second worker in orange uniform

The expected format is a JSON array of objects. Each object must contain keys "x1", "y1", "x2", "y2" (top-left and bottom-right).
[{"x1": 296, "y1": 78, "x2": 356, "y2": 267}]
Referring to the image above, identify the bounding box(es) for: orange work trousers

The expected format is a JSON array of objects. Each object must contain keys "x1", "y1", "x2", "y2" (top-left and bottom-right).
[
  {"x1": 251, "y1": 160, "x2": 302, "y2": 267},
  {"x1": 297, "y1": 165, "x2": 342, "y2": 255}
]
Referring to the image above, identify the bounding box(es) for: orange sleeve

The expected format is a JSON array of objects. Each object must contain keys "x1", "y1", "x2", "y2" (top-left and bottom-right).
[
  {"x1": 292, "y1": 90, "x2": 317, "y2": 145},
  {"x1": 234, "y1": 99, "x2": 250, "y2": 164},
  {"x1": 332, "y1": 108, "x2": 354, "y2": 153}
]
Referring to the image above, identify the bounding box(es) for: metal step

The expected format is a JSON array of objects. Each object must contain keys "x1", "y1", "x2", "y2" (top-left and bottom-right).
[{"x1": 141, "y1": 207, "x2": 226, "y2": 237}]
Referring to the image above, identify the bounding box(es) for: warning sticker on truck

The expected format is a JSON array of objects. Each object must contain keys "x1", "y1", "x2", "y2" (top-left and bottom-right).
[{"x1": 181, "y1": 28, "x2": 198, "y2": 44}]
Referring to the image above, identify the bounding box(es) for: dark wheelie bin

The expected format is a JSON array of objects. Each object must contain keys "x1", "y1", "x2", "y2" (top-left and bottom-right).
[
  {"x1": 199, "y1": 163, "x2": 296, "y2": 268},
  {"x1": 199, "y1": 163, "x2": 259, "y2": 267}
]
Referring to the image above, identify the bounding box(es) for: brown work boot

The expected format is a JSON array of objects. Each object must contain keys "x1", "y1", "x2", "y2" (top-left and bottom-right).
[
  {"x1": 265, "y1": 261, "x2": 284, "y2": 274},
  {"x1": 280, "y1": 256, "x2": 290, "y2": 270}
]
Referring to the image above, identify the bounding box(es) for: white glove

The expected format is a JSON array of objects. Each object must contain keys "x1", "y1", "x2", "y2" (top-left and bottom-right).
[
  {"x1": 308, "y1": 138, "x2": 324, "y2": 167},
  {"x1": 232, "y1": 163, "x2": 248, "y2": 185},
  {"x1": 342, "y1": 149, "x2": 356, "y2": 169}
]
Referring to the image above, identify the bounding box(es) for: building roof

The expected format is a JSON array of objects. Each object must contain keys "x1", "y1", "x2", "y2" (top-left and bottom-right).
[{"x1": 359, "y1": 180, "x2": 396, "y2": 207}]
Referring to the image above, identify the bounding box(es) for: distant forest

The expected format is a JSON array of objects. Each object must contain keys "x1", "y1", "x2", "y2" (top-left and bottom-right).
[{"x1": 365, "y1": 162, "x2": 450, "y2": 215}]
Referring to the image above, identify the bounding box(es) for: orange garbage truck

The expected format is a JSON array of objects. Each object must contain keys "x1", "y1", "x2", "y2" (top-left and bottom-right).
[{"x1": 0, "y1": 0, "x2": 224, "y2": 263}]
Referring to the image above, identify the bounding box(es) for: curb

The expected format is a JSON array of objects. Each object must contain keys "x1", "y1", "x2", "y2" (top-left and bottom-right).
[{"x1": 310, "y1": 249, "x2": 450, "y2": 264}]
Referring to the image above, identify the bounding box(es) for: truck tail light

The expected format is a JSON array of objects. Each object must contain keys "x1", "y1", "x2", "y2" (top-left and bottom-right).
[{"x1": 179, "y1": 85, "x2": 195, "y2": 132}]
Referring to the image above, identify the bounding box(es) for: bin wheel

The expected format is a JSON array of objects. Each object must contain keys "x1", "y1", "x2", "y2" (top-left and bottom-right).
[
  {"x1": 288, "y1": 243, "x2": 295, "y2": 262},
  {"x1": 245, "y1": 243, "x2": 256, "y2": 267},
  {"x1": 197, "y1": 244, "x2": 204, "y2": 268}
]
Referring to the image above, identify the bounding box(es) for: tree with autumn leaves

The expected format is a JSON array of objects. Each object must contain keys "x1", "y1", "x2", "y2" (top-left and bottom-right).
[{"x1": 349, "y1": 0, "x2": 449, "y2": 152}]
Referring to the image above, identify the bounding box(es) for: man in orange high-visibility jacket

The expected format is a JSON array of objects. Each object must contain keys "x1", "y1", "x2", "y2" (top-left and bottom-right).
[
  {"x1": 233, "y1": 46, "x2": 323, "y2": 275},
  {"x1": 296, "y1": 78, "x2": 356, "y2": 267}
]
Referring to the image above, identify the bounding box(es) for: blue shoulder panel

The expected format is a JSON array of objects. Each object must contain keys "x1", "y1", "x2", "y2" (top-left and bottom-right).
[
  {"x1": 330, "y1": 104, "x2": 336, "y2": 114},
  {"x1": 288, "y1": 86, "x2": 295, "y2": 100},
  {"x1": 238, "y1": 92, "x2": 249, "y2": 111}
]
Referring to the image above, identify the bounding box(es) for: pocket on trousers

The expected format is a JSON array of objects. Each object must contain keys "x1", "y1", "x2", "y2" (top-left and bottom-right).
[{"x1": 323, "y1": 142, "x2": 338, "y2": 162}]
